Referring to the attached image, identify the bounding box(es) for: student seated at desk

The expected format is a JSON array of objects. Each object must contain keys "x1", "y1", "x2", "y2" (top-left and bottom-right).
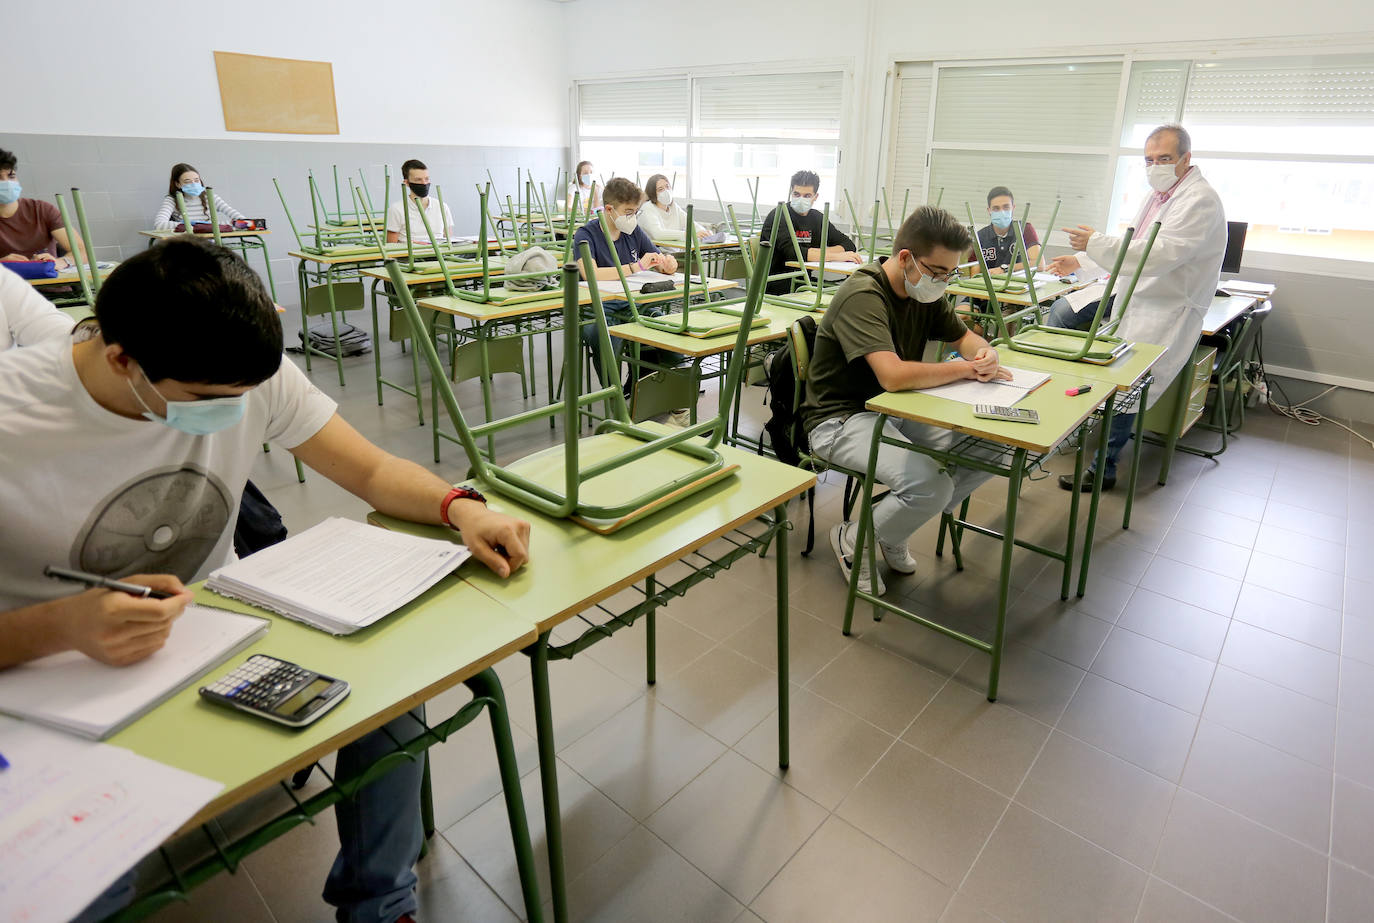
[
  {"x1": 153, "y1": 163, "x2": 246, "y2": 231},
  {"x1": 0, "y1": 256, "x2": 76, "y2": 348},
  {"x1": 637, "y1": 173, "x2": 704, "y2": 240},
  {"x1": 386, "y1": 159, "x2": 454, "y2": 244},
  {"x1": 801, "y1": 206, "x2": 1010, "y2": 596},
  {"x1": 0, "y1": 147, "x2": 90, "y2": 270},
  {"x1": 567, "y1": 159, "x2": 603, "y2": 213},
  {"x1": 974, "y1": 185, "x2": 1040, "y2": 273},
  {"x1": 0, "y1": 237, "x2": 531, "y2": 923},
  {"x1": 759, "y1": 169, "x2": 862, "y2": 295}
]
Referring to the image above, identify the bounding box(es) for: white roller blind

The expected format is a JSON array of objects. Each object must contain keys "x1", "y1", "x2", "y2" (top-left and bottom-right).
[
  {"x1": 1120, "y1": 60, "x2": 1187, "y2": 145},
  {"x1": 929, "y1": 150, "x2": 1110, "y2": 237},
  {"x1": 1184, "y1": 55, "x2": 1374, "y2": 126},
  {"x1": 578, "y1": 79, "x2": 689, "y2": 137},
  {"x1": 889, "y1": 64, "x2": 932, "y2": 207},
  {"x1": 696, "y1": 72, "x2": 843, "y2": 139},
  {"x1": 933, "y1": 61, "x2": 1122, "y2": 147}
]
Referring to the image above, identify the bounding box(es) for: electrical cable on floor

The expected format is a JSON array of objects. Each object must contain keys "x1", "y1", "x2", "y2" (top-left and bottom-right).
[{"x1": 1255, "y1": 326, "x2": 1374, "y2": 451}]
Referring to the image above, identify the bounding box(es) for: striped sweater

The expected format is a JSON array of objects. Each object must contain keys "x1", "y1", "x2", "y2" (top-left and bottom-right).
[{"x1": 153, "y1": 193, "x2": 246, "y2": 230}]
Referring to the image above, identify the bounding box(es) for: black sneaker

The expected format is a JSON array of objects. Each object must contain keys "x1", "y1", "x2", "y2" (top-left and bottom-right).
[{"x1": 1059, "y1": 473, "x2": 1117, "y2": 491}]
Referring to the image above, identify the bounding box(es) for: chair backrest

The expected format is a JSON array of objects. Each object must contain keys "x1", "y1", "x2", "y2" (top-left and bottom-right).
[
  {"x1": 304, "y1": 281, "x2": 365, "y2": 316},
  {"x1": 1219, "y1": 302, "x2": 1272, "y2": 375},
  {"x1": 53, "y1": 188, "x2": 101, "y2": 305},
  {"x1": 788, "y1": 318, "x2": 813, "y2": 386}
]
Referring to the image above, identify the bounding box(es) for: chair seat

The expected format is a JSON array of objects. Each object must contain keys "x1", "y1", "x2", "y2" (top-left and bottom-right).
[
  {"x1": 768, "y1": 290, "x2": 834, "y2": 312},
  {"x1": 1009, "y1": 327, "x2": 1128, "y2": 362},
  {"x1": 640, "y1": 309, "x2": 768, "y2": 338}
]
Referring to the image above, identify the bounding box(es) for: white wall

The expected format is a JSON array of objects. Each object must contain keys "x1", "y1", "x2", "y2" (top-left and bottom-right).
[{"x1": 4, "y1": 0, "x2": 569, "y2": 148}]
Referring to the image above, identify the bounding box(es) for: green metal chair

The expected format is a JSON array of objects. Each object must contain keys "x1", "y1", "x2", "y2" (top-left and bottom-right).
[
  {"x1": 723, "y1": 204, "x2": 814, "y2": 311},
  {"x1": 381, "y1": 238, "x2": 771, "y2": 529},
  {"x1": 52, "y1": 188, "x2": 102, "y2": 308}
]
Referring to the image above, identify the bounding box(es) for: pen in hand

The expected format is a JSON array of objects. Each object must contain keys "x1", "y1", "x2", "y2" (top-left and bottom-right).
[{"x1": 43, "y1": 566, "x2": 175, "y2": 600}]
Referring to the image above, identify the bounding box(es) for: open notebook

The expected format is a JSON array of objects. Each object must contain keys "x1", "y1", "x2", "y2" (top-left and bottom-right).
[
  {"x1": 206, "y1": 517, "x2": 471, "y2": 635},
  {"x1": 919, "y1": 365, "x2": 1052, "y2": 408},
  {"x1": 0, "y1": 605, "x2": 268, "y2": 739}
]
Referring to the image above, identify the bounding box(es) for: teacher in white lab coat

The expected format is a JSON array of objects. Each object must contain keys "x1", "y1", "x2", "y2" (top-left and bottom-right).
[{"x1": 1044, "y1": 123, "x2": 1227, "y2": 491}]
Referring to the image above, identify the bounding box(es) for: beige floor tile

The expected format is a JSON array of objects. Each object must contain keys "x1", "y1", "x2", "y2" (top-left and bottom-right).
[
  {"x1": 1025, "y1": 568, "x2": 1138, "y2": 623},
  {"x1": 1058, "y1": 673, "x2": 1198, "y2": 781},
  {"x1": 1261, "y1": 499, "x2": 1348, "y2": 544},
  {"x1": 1117, "y1": 588, "x2": 1231, "y2": 661},
  {"x1": 1137, "y1": 556, "x2": 1242, "y2": 616},
  {"x1": 1157, "y1": 527, "x2": 1254, "y2": 581},
  {"x1": 724, "y1": 606, "x2": 852, "y2": 684},
  {"x1": 1181, "y1": 720, "x2": 1332, "y2": 852},
  {"x1": 414, "y1": 833, "x2": 522, "y2": 922},
  {"x1": 1194, "y1": 464, "x2": 1274, "y2": 499},
  {"x1": 804, "y1": 640, "x2": 946, "y2": 735},
  {"x1": 447, "y1": 760, "x2": 636, "y2": 914},
  {"x1": 559, "y1": 696, "x2": 726, "y2": 821},
  {"x1": 734, "y1": 687, "x2": 895, "y2": 811},
  {"x1": 1170, "y1": 504, "x2": 1261, "y2": 548},
  {"x1": 901, "y1": 682, "x2": 1051, "y2": 797},
  {"x1": 1347, "y1": 576, "x2": 1374, "y2": 622},
  {"x1": 938, "y1": 892, "x2": 1001, "y2": 922},
  {"x1": 1329, "y1": 860, "x2": 1374, "y2": 923},
  {"x1": 1253, "y1": 521, "x2": 1347, "y2": 575},
  {"x1": 1203, "y1": 665, "x2": 1336, "y2": 768},
  {"x1": 1343, "y1": 616, "x2": 1374, "y2": 666},
  {"x1": 1245, "y1": 551, "x2": 1346, "y2": 613},
  {"x1": 961, "y1": 804, "x2": 1147, "y2": 922},
  {"x1": 424, "y1": 709, "x2": 541, "y2": 831},
  {"x1": 843, "y1": 603, "x2": 977, "y2": 677},
  {"x1": 1336, "y1": 707, "x2": 1374, "y2": 788},
  {"x1": 1187, "y1": 483, "x2": 1268, "y2": 521},
  {"x1": 1016, "y1": 730, "x2": 1175, "y2": 869},
  {"x1": 646, "y1": 750, "x2": 828, "y2": 904},
  {"x1": 1135, "y1": 876, "x2": 1240, "y2": 923},
  {"x1": 1004, "y1": 594, "x2": 1113, "y2": 670},
  {"x1": 1332, "y1": 776, "x2": 1374, "y2": 877},
  {"x1": 653, "y1": 646, "x2": 782, "y2": 746},
  {"x1": 236, "y1": 805, "x2": 338, "y2": 923},
  {"x1": 1090, "y1": 626, "x2": 1216, "y2": 714},
  {"x1": 836, "y1": 742, "x2": 1007, "y2": 887},
  {"x1": 582, "y1": 611, "x2": 716, "y2": 687},
  {"x1": 1153, "y1": 790, "x2": 1327, "y2": 923},
  {"x1": 505, "y1": 655, "x2": 644, "y2": 753},
  {"x1": 1220, "y1": 620, "x2": 1339, "y2": 704},
  {"x1": 952, "y1": 641, "x2": 1086, "y2": 726},
  {"x1": 1076, "y1": 536, "x2": 1155, "y2": 585},
  {"x1": 1233, "y1": 583, "x2": 1342, "y2": 653},
  {"x1": 662, "y1": 577, "x2": 776, "y2": 642},
  {"x1": 146, "y1": 863, "x2": 276, "y2": 923},
  {"x1": 564, "y1": 825, "x2": 743, "y2": 923},
  {"x1": 1339, "y1": 655, "x2": 1374, "y2": 720},
  {"x1": 750, "y1": 815, "x2": 952, "y2": 923}
]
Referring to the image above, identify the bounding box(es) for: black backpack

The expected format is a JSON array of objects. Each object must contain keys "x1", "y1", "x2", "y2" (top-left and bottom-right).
[{"x1": 761, "y1": 314, "x2": 818, "y2": 467}]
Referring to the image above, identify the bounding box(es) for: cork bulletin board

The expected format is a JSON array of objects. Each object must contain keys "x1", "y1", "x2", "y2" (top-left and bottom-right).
[{"x1": 214, "y1": 51, "x2": 340, "y2": 135}]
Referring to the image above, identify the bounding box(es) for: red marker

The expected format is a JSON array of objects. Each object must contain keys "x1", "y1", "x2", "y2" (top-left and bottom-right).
[{"x1": 1065, "y1": 384, "x2": 1093, "y2": 397}]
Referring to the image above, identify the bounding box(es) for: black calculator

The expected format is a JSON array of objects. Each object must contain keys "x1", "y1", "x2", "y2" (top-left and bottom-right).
[
  {"x1": 200, "y1": 654, "x2": 349, "y2": 728},
  {"x1": 973, "y1": 403, "x2": 1041, "y2": 424}
]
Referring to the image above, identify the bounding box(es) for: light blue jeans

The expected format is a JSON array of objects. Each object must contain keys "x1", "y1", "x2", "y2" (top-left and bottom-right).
[
  {"x1": 809, "y1": 412, "x2": 999, "y2": 548},
  {"x1": 73, "y1": 710, "x2": 426, "y2": 923},
  {"x1": 1046, "y1": 293, "x2": 1114, "y2": 331}
]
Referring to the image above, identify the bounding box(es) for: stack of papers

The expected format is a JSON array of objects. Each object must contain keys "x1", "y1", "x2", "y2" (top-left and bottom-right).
[
  {"x1": 206, "y1": 517, "x2": 471, "y2": 635},
  {"x1": 0, "y1": 605, "x2": 268, "y2": 739},
  {"x1": 1219, "y1": 280, "x2": 1276, "y2": 296},
  {"x1": 0, "y1": 717, "x2": 222, "y2": 923},
  {"x1": 920, "y1": 366, "x2": 1052, "y2": 408}
]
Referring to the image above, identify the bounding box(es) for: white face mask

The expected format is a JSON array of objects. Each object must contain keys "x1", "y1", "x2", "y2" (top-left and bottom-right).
[
  {"x1": 613, "y1": 212, "x2": 638, "y2": 234},
  {"x1": 657, "y1": 187, "x2": 673, "y2": 206},
  {"x1": 1146, "y1": 162, "x2": 1180, "y2": 193},
  {"x1": 903, "y1": 256, "x2": 949, "y2": 302},
  {"x1": 789, "y1": 194, "x2": 814, "y2": 216},
  {"x1": 579, "y1": 173, "x2": 593, "y2": 187}
]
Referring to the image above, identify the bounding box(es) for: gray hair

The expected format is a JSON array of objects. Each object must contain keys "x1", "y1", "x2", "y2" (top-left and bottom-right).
[{"x1": 1147, "y1": 123, "x2": 1192, "y2": 156}]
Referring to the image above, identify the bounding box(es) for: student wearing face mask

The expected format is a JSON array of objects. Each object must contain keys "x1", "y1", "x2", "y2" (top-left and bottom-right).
[
  {"x1": 152, "y1": 163, "x2": 246, "y2": 231},
  {"x1": 1044, "y1": 123, "x2": 1226, "y2": 491},
  {"x1": 801, "y1": 206, "x2": 1010, "y2": 596},
  {"x1": 385, "y1": 159, "x2": 454, "y2": 244},
  {"x1": 758, "y1": 170, "x2": 863, "y2": 295},
  {"x1": 636, "y1": 174, "x2": 704, "y2": 240},
  {"x1": 973, "y1": 186, "x2": 1040, "y2": 274},
  {"x1": 0, "y1": 147, "x2": 91, "y2": 270},
  {"x1": 566, "y1": 160, "x2": 603, "y2": 213}
]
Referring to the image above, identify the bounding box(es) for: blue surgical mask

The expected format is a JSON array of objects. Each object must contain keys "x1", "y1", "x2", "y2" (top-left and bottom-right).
[
  {"x1": 129, "y1": 368, "x2": 247, "y2": 435},
  {"x1": 989, "y1": 208, "x2": 1013, "y2": 230},
  {"x1": 789, "y1": 195, "x2": 814, "y2": 216},
  {"x1": 0, "y1": 180, "x2": 21, "y2": 205},
  {"x1": 180, "y1": 182, "x2": 205, "y2": 197},
  {"x1": 579, "y1": 173, "x2": 593, "y2": 187}
]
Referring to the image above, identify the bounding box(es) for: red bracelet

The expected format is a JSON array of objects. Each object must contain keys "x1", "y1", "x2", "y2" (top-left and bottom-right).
[{"x1": 440, "y1": 486, "x2": 487, "y2": 528}]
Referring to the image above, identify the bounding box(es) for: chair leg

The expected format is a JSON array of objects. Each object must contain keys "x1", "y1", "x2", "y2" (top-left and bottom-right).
[{"x1": 802, "y1": 486, "x2": 816, "y2": 556}]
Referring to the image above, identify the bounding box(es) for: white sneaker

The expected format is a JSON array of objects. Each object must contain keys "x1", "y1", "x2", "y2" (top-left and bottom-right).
[
  {"x1": 880, "y1": 541, "x2": 918, "y2": 575},
  {"x1": 667, "y1": 409, "x2": 692, "y2": 428},
  {"x1": 829, "y1": 522, "x2": 886, "y2": 596}
]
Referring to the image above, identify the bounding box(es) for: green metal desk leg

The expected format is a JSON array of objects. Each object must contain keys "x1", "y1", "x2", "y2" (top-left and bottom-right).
[
  {"x1": 296, "y1": 260, "x2": 312, "y2": 374},
  {"x1": 774, "y1": 501, "x2": 791, "y2": 769},
  {"x1": 1061, "y1": 433, "x2": 1088, "y2": 600},
  {"x1": 645, "y1": 573, "x2": 657, "y2": 685},
  {"x1": 1158, "y1": 380, "x2": 1188, "y2": 486},
  {"x1": 1076, "y1": 393, "x2": 1116, "y2": 599},
  {"x1": 324, "y1": 268, "x2": 347, "y2": 388},
  {"x1": 1122, "y1": 382, "x2": 1151, "y2": 530},
  {"x1": 528, "y1": 634, "x2": 568, "y2": 923},
  {"x1": 252, "y1": 235, "x2": 278, "y2": 302},
  {"x1": 477, "y1": 321, "x2": 496, "y2": 461},
  {"x1": 465, "y1": 667, "x2": 546, "y2": 923},
  {"x1": 842, "y1": 419, "x2": 885, "y2": 637},
  {"x1": 987, "y1": 448, "x2": 1027, "y2": 702},
  {"x1": 370, "y1": 280, "x2": 386, "y2": 407}
]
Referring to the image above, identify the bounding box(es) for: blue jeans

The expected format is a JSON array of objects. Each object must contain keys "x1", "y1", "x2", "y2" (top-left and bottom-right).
[
  {"x1": 73, "y1": 711, "x2": 425, "y2": 923},
  {"x1": 1099, "y1": 409, "x2": 1137, "y2": 478},
  {"x1": 1046, "y1": 293, "x2": 1114, "y2": 331}
]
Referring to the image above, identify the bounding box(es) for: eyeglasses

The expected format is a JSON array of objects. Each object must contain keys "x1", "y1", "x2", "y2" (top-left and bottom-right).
[
  {"x1": 915, "y1": 258, "x2": 958, "y2": 283},
  {"x1": 1143, "y1": 155, "x2": 1178, "y2": 166}
]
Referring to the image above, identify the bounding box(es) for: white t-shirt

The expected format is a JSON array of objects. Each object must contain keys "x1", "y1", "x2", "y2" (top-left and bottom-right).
[
  {"x1": 0, "y1": 266, "x2": 75, "y2": 351},
  {"x1": 0, "y1": 340, "x2": 337, "y2": 610},
  {"x1": 637, "y1": 199, "x2": 687, "y2": 238},
  {"x1": 386, "y1": 196, "x2": 454, "y2": 243}
]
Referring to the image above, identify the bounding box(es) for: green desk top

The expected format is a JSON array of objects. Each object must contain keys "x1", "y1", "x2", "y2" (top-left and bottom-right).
[
  {"x1": 866, "y1": 359, "x2": 1109, "y2": 454},
  {"x1": 653, "y1": 235, "x2": 741, "y2": 252},
  {"x1": 947, "y1": 277, "x2": 1079, "y2": 307},
  {"x1": 416, "y1": 277, "x2": 737, "y2": 323},
  {"x1": 109, "y1": 575, "x2": 534, "y2": 831},
  {"x1": 370, "y1": 426, "x2": 814, "y2": 633},
  {"x1": 289, "y1": 247, "x2": 410, "y2": 266},
  {"x1": 28, "y1": 265, "x2": 119, "y2": 288},
  {"x1": 140, "y1": 229, "x2": 270, "y2": 240},
  {"x1": 359, "y1": 257, "x2": 509, "y2": 286},
  {"x1": 609, "y1": 302, "x2": 813, "y2": 358},
  {"x1": 998, "y1": 341, "x2": 1167, "y2": 393}
]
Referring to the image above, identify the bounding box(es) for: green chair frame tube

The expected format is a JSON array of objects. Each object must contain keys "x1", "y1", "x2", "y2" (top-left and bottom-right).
[{"x1": 54, "y1": 192, "x2": 96, "y2": 306}]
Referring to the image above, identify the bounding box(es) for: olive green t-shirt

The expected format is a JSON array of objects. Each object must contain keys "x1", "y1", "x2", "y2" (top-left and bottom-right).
[{"x1": 800, "y1": 260, "x2": 968, "y2": 432}]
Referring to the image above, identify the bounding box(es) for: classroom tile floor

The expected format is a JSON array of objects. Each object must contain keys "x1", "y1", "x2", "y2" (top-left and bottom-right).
[{"x1": 148, "y1": 337, "x2": 1374, "y2": 922}]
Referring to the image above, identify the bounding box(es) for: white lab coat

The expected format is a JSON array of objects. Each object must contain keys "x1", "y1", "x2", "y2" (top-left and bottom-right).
[{"x1": 1073, "y1": 167, "x2": 1227, "y2": 409}]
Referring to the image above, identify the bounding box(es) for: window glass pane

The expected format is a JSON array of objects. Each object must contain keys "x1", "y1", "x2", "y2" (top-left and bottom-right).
[
  {"x1": 578, "y1": 79, "x2": 689, "y2": 137},
  {"x1": 696, "y1": 72, "x2": 842, "y2": 139},
  {"x1": 691, "y1": 143, "x2": 839, "y2": 208},
  {"x1": 930, "y1": 149, "x2": 1110, "y2": 236},
  {"x1": 577, "y1": 141, "x2": 688, "y2": 190},
  {"x1": 1120, "y1": 60, "x2": 1188, "y2": 146},
  {"x1": 933, "y1": 61, "x2": 1121, "y2": 147}
]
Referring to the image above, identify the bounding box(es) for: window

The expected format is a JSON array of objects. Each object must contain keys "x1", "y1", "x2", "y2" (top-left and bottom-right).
[{"x1": 576, "y1": 71, "x2": 844, "y2": 215}]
